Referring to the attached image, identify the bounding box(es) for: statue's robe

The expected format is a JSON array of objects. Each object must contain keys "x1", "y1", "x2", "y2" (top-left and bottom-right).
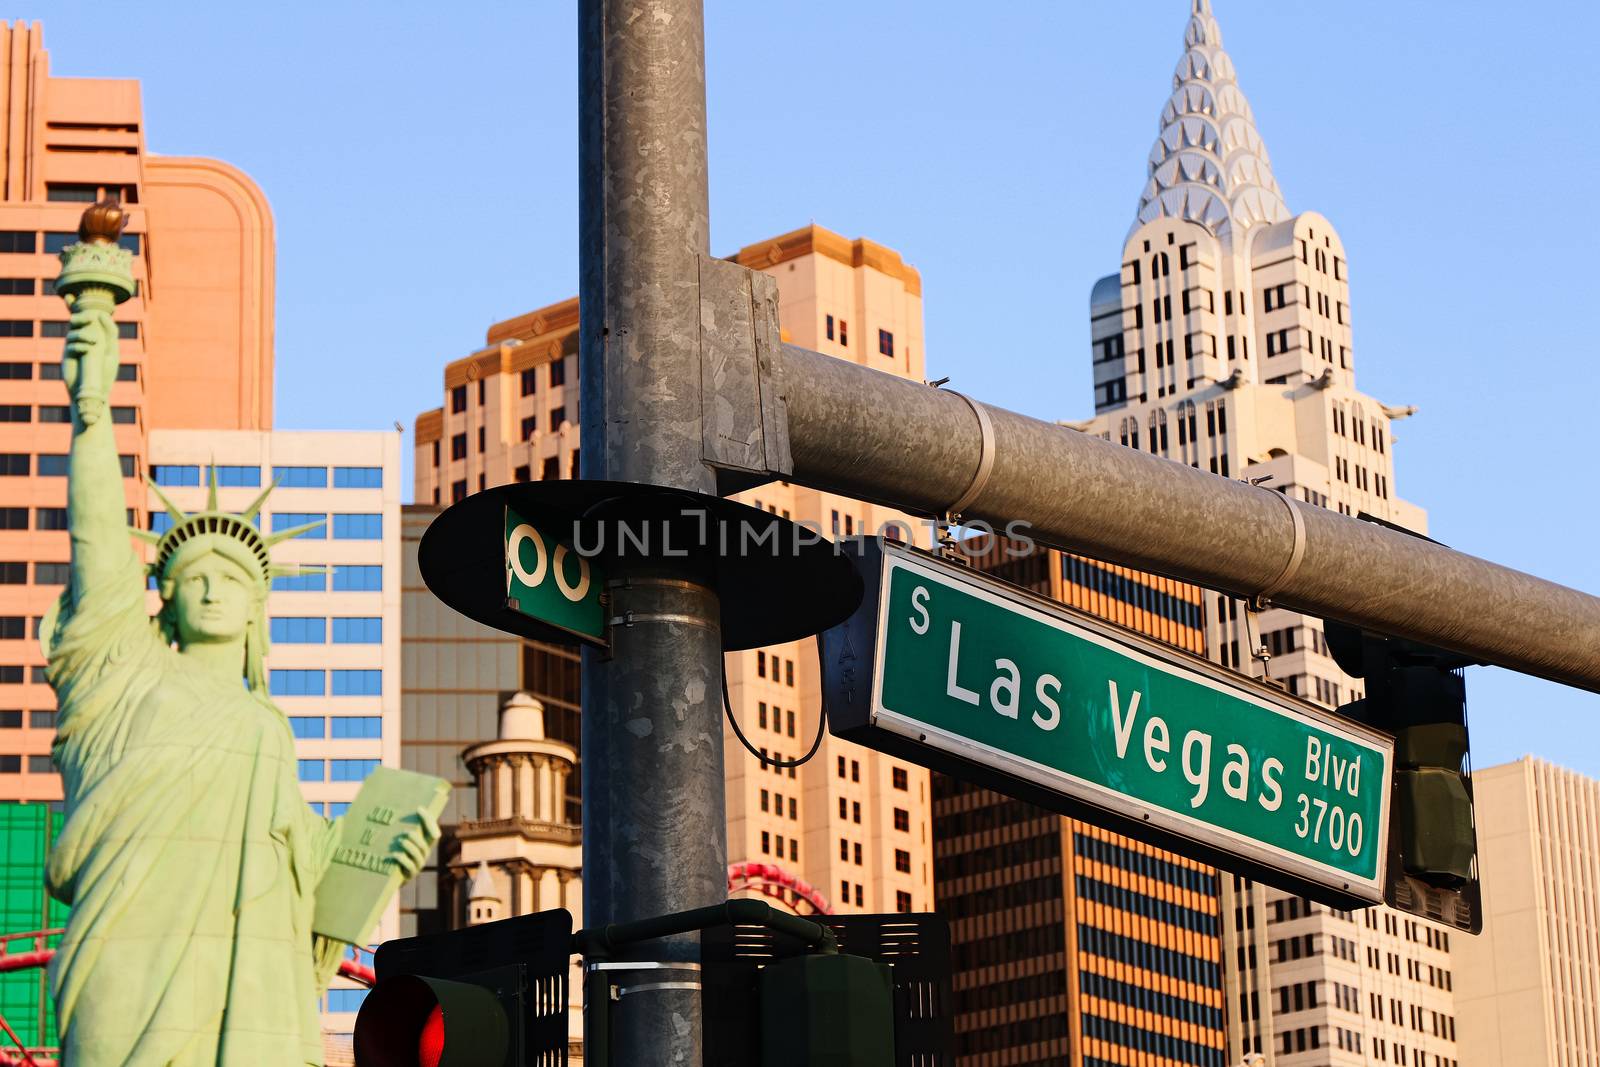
[{"x1": 44, "y1": 555, "x2": 339, "y2": 1066}]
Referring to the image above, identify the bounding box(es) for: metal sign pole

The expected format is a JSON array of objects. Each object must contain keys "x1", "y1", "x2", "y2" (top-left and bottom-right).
[{"x1": 578, "y1": 0, "x2": 724, "y2": 1062}]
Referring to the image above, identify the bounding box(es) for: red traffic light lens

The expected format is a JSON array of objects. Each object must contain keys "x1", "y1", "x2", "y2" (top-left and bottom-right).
[
  {"x1": 354, "y1": 974, "x2": 508, "y2": 1067},
  {"x1": 418, "y1": 1004, "x2": 444, "y2": 1067}
]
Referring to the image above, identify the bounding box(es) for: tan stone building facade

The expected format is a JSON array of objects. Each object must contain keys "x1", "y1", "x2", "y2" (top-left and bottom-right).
[
  {"x1": 1084, "y1": 3, "x2": 1461, "y2": 1064},
  {"x1": 1453, "y1": 758, "x2": 1600, "y2": 1067},
  {"x1": 411, "y1": 224, "x2": 935, "y2": 919}
]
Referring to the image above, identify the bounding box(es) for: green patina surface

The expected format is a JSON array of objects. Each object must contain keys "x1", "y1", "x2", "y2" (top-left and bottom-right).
[
  {"x1": 43, "y1": 214, "x2": 445, "y2": 1066},
  {"x1": 876, "y1": 553, "x2": 1389, "y2": 889}
]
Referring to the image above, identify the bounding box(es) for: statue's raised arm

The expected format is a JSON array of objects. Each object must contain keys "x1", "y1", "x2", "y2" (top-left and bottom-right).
[{"x1": 58, "y1": 200, "x2": 140, "y2": 597}]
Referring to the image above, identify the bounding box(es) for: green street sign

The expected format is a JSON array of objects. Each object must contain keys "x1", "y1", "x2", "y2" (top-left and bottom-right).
[
  {"x1": 823, "y1": 541, "x2": 1394, "y2": 903},
  {"x1": 504, "y1": 504, "x2": 606, "y2": 645}
]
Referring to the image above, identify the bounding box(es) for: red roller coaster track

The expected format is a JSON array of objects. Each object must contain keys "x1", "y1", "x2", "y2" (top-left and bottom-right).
[{"x1": 0, "y1": 928, "x2": 376, "y2": 1067}]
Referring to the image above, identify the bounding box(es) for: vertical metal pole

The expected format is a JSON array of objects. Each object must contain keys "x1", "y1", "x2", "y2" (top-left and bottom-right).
[{"x1": 578, "y1": 0, "x2": 723, "y2": 1063}]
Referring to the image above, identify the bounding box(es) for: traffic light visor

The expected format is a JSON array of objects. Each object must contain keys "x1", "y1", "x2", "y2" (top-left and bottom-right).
[{"x1": 354, "y1": 973, "x2": 510, "y2": 1067}]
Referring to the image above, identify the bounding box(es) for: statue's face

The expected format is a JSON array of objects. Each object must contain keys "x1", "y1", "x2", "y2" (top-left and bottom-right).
[{"x1": 170, "y1": 551, "x2": 260, "y2": 645}]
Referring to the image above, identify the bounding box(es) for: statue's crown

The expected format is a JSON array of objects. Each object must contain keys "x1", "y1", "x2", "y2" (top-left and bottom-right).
[{"x1": 136, "y1": 468, "x2": 324, "y2": 586}]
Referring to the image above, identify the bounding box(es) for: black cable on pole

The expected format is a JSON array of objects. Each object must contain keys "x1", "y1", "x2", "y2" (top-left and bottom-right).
[{"x1": 721, "y1": 646, "x2": 827, "y2": 770}]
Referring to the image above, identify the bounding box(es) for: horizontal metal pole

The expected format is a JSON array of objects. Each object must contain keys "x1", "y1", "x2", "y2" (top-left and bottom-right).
[{"x1": 776, "y1": 344, "x2": 1600, "y2": 694}]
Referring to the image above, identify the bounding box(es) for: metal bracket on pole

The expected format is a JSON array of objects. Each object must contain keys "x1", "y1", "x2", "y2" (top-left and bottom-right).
[
  {"x1": 1251, "y1": 489, "x2": 1307, "y2": 611},
  {"x1": 936, "y1": 389, "x2": 995, "y2": 562},
  {"x1": 699, "y1": 256, "x2": 793, "y2": 495}
]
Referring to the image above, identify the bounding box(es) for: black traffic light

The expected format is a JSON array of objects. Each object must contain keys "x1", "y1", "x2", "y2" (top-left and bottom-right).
[
  {"x1": 1325, "y1": 621, "x2": 1482, "y2": 932},
  {"x1": 353, "y1": 909, "x2": 572, "y2": 1067}
]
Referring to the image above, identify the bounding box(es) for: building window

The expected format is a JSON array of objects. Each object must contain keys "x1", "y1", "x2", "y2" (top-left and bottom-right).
[
  {"x1": 332, "y1": 514, "x2": 382, "y2": 540},
  {"x1": 208, "y1": 465, "x2": 261, "y2": 488},
  {"x1": 838, "y1": 320, "x2": 848, "y2": 347},
  {"x1": 853, "y1": 842, "x2": 862, "y2": 865},
  {"x1": 877, "y1": 329, "x2": 894, "y2": 357},
  {"x1": 330, "y1": 759, "x2": 380, "y2": 782},
  {"x1": 332, "y1": 617, "x2": 383, "y2": 644},
  {"x1": 0, "y1": 563, "x2": 22, "y2": 584},
  {"x1": 541, "y1": 458, "x2": 559, "y2": 481},
  {"x1": 272, "y1": 571, "x2": 327, "y2": 592},
  {"x1": 35, "y1": 508, "x2": 68, "y2": 530},
  {"x1": 271, "y1": 512, "x2": 327, "y2": 539},
  {"x1": 332, "y1": 565, "x2": 383, "y2": 592},
  {"x1": 0, "y1": 362, "x2": 30, "y2": 378},
  {"x1": 270, "y1": 670, "x2": 326, "y2": 697},
  {"x1": 854, "y1": 885, "x2": 863, "y2": 906},
  {"x1": 521, "y1": 416, "x2": 537, "y2": 440},
  {"x1": 894, "y1": 849, "x2": 911, "y2": 873},
  {"x1": 896, "y1": 891, "x2": 913, "y2": 913},
  {"x1": 451, "y1": 385, "x2": 467, "y2": 413},
  {"x1": 520, "y1": 368, "x2": 538, "y2": 396},
  {"x1": 270, "y1": 617, "x2": 327, "y2": 644},
  {"x1": 0, "y1": 320, "x2": 33, "y2": 337},
  {"x1": 451, "y1": 479, "x2": 467, "y2": 502},
  {"x1": 451, "y1": 433, "x2": 468, "y2": 461},
  {"x1": 272, "y1": 466, "x2": 327, "y2": 488},
  {"x1": 333, "y1": 467, "x2": 383, "y2": 489},
  {"x1": 549, "y1": 406, "x2": 567, "y2": 430},
  {"x1": 331, "y1": 670, "x2": 382, "y2": 696},
  {"x1": 825, "y1": 314, "x2": 835, "y2": 340},
  {"x1": 297, "y1": 759, "x2": 325, "y2": 782},
  {"x1": 477, "y1": 426, "x2": 486, "y2": 453},
  {"x1": 891, "y1": 767, "x2": 908, "y2": 790},
  {"x1": 0, "y1": 405, "x2": 27, "y2": 423},
  {"x1": 288, "y1": 716, "x2": 326, "y2": 739},
  {"x1": 893, "y1": 808, "x2": 909, "y2": 832},
  {"x1": 0, "y1": 232, "x2": 37, "y2": 253},
  {"x1": 851, "y1": 760, "x2": 860, "y2": 783},
  {"x1": 549, "y1": 360, "x2": 567, "y2": 387},
  {"x1": 330, "y1": 716, "x2": 383, "y2": 739}
]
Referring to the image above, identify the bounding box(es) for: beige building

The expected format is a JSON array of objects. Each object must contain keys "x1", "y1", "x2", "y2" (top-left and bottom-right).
[
  {"x1": 1453, "y1": 758, "x2": 1600, "y2": 1067},
  {"x1": 411, "y1": 223, "x2": 935, "y2": 919},
  {"x1": 1085, "y1": 3, "x2": 1460, "y2": 1064},
  {"x1": 146, "y1": 429, "x2": 404, "y2": 1045}
]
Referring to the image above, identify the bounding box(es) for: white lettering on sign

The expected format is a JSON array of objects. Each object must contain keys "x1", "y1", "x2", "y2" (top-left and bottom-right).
[
  {"x1": 1032, "y1": 675, "x2": 1061, "y2": 731},
  {"x1": 946, "y1": 621, "x2": 980, "y2": 706},
  {"x1": 1305, "y1": 736, "x2": 1362, "y2": 799},
  {"x1": 508, "y1": 524, "x2": 549, "y2": 589},
  {"x1": 552, "y1": 544, "x2": 592, "y2": 603},
  {"x1": 909, "y1": 586, "x2": 931, "y2": 635}
]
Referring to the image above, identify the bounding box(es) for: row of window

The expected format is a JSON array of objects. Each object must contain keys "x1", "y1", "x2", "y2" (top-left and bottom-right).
[
  {"x1": 1080, "y1": 970, "x2": 1222, "y2": 1032},
  {"x1": 0, "y1": 320, "x2": 139, "y2": 340},
  {"x1": 755, "y1": 702, "x2": 795, "y2": 738},
  {"x1": 151, "y1": 465, "x2": 383, "y2": 489},
  {"x1": 0, "y1": 230, "x2": 142, "y2": 254},
  {"x1": 1081, "y1": 1012, "x2": 1225, "y2": 1067},
  {"x1": 759, "y1": 788, "x2": 796, "y2": 820},
  {"x1": 0, "y1": 360, "x2": 138, "y2": 382},
  {"x1": 273, "y1": 565, "x2": 383, "y2": 592},
  {"x1": 0, "y1": 666, "x2": 48, "y2": 684},
  {"x1": 288, "y1": 716, "x2": 384, "y2": 739},
  {"x1": 1078, "y1": 924, "x2": 1221, "y2": 988},
  {"x1": 1073, "y1": 833, "x2": 1217, "y2": 897},
  {"x1": 0, "y1": 453, "x2": 138, "y2": 479},
  {"x1": 297, "y1": 758, "x2": 380, "y2": 782},
  {"x1": 307, "y1": 801, "x2": 352, "y2": 818},
  {"x1": 0, "y1": 754, "x2": 51, "y2": 774},
  {"x1": 0, "y1": 506, "x2": 136, "y2": 530},
  {"x1": 0, "y1": 710, "x2": 55, "y2": 729},
  {"x1": 268, "y1": 669, "x2": 383, "y2": 697},
  {"x1": 146, "y1": 512, "x2": 384, "y2": 541},
  {"x1": 1061, "y1": 555, "x2": 1205, "y2": 632},
  {"x1": 269, "y1": 617, "x2": 383, "y2": 644},
  {"x1": 1073, "y1": 873, "x2": 1220, "y2": 937},
  {"x1": 758, "y1": 829, "x2": 797, "y2": 862}
]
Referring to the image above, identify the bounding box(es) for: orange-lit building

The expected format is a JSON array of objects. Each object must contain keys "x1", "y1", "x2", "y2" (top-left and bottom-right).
[
  {"x1": 934, "y1": 538, "x2": 1227, "y2": 1067},
  {"x1": 412, "y1": 224, "x2": 936, "y2": 921},
  {"x1": 0, "y1": 21, "x2": 273, "y2": 802}
]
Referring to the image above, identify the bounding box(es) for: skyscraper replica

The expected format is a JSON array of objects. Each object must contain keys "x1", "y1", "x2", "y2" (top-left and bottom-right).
[
  {"x1": 1452, "y1": 757, "x2": 1600, "y2": 1067},
  {"x1": 1081, "y1": 3, "x2": 1458, "y2": 1063}
]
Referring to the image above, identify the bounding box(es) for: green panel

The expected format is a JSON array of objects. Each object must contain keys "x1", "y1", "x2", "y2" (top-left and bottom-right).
[
  {"x1": 874, "y1": 551, "x2": 1392, "y2": 895},
  {"x1": 504, "y1": 505, "x2": 605, "y2": 642},
  {"x1": 0, "y1": 803, "x2": 64, "y2": 1048}
]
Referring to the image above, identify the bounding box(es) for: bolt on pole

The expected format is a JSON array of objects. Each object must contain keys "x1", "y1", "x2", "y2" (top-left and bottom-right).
[{"x1": 578, "y1": 0, "x2": 724, "y2": 1062}]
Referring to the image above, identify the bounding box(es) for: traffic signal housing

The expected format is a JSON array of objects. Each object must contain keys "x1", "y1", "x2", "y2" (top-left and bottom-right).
[
  {"x1": 353, "y1": 909, "x2": 573, "y2": 1067},
  {"x1": 1326, "y1": 621, "x2": 1482, "y2": 933}
]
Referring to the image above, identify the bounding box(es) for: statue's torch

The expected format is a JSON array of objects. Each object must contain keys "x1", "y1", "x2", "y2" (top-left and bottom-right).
[{"x1": 55, "y1": 200, "x2": 136, "y2": 426}]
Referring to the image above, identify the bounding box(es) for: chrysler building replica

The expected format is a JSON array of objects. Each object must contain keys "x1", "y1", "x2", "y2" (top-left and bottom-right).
[{"x1": 1080, "y1": 3, "x2": 1460, "y2": 1064}]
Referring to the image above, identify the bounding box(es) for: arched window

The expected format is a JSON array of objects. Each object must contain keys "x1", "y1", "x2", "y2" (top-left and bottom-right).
[
  {"x1": 1148, "y1": 413, "x2": 1159, "y2": 453},
  {"x1": 1157, "y1": 409, "x2": 1169, "y2": 454}
]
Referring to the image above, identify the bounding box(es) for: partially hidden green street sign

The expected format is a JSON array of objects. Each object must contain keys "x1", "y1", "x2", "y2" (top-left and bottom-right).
[
  {"x1": 822, "y1": 541, "x2": 1393, "y2": 904},
  {"x1": 505, "y1": 504, "x2": 607, "y2": 645}
]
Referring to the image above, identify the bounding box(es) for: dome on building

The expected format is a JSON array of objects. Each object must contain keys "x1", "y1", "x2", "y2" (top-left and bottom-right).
[
  {"x1": 1132, "y1": 0, "x2": 1289, "y2": 246},
  {"x1": 499, "y1": 692, "x2": 547, "y2": 741}
]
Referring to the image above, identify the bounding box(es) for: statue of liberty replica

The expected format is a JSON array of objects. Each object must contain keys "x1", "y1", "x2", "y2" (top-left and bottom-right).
[{"x1": 41, "y1": 200, "x2": 445, "y2": 1066}]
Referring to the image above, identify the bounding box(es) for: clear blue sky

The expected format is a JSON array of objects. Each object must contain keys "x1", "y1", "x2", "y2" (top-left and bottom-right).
[{"x1": 29, "y1": 0, "x2": 1599, "y2": 775}]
